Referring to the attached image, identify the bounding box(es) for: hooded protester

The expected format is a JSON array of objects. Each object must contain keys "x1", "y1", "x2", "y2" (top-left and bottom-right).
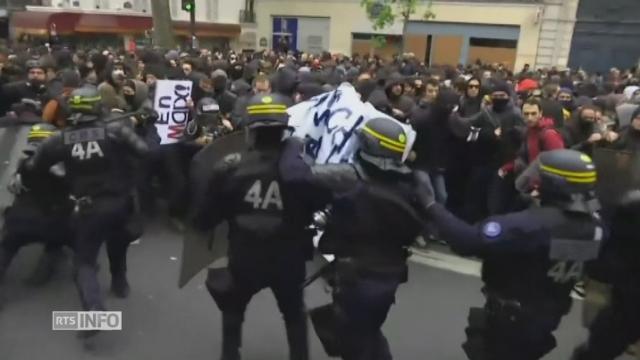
[
  {"x1": 98, "y1": 61, "x2": 128, "y2": 112},
  {"x1": 459, "y1": 77, "x2": 483, "y2": 117},
  {"x1": 450, "y1": 80, "x2": 525, "y2": 220},
  {"x1": 610, "y1": 106, "x2": 640, "y2": 153},
  {"x1": 536, "y1": 82, "x2": 565, "y2": 128},
  {"x1": 211, "y1": 69, "x2": 238, "y2": 118},
  {"x1": 271, "y1": 66, "x2": 299, "y2": 100},
  {"x1": 615, "y1": 91, "x2": 640, "y2": 128},
  {"x1": 294, "y1": 81, "x2": 324, "y2": 103},
  {"x1": 384, "y1": 73, "x2": 415, "y2": 121},
  {"x1": 564, "y1": 105, "x2": 602, "y2": 156},
  {"x1": 410, "y1": 88, "x2": 460, "y2": 205}
]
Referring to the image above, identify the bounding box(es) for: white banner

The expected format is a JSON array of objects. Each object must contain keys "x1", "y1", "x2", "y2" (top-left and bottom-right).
[
  {"x1": 288, "y1": 83, "x2": 415, "y2": 164},
  {"x1": 154, "y1": 80, "x2": 193, "y2": 145}
]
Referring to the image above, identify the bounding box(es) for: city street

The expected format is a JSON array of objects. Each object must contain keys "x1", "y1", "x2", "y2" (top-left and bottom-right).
[{"x1": 0, "y1": 215, "x2": 633, "y2": 360}]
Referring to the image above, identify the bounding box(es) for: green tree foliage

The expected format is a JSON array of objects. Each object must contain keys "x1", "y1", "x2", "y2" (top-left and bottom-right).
[{"x1": 361, "y1": 0, "x2": 436, "y2": 48}]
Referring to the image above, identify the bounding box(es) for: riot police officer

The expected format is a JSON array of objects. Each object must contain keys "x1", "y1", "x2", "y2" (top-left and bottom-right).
[
  {"x1": 572, "y1": 190, "x2": 640, "y2": 360},
  {"x1": 28, "y1": 85, "x2": 148, "y2": 335},
  {"x1": 191, "y1": 94, "x2": 314, "y2": 360},
  {"x1": 280, "y1": 117, "x2": 426, "y2": 360},
  {"x1": 416, "y1": 149, "x2": 603, "y2": 360},
  {"x1": 0, "y1": 123, "x2": 71, "y2": 308}
]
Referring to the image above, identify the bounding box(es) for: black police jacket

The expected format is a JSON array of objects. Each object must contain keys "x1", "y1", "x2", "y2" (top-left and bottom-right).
[
  {"x1": 427, "y1": 203, "x2": 603, "y2": 301},
  {"x1": 13, "y1": 157, "x2": 69, "y2": 213},
  {"x1": 279, "y1": 137, "x2": 426, "y2": 273},
  {"x1": 191, "y1": 143, "x2": 317, "y2": 261},
  {"x1": 28, "y1": 119, "x2": 148, "y2": 199}
]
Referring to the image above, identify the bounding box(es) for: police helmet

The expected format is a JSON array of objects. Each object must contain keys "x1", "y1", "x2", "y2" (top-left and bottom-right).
[
  {"x1": 538, "y1": 149, "x2": 599, "y2": 211},
  {"x1": 68, "y1": 85, "x2": 102, "y2": 117},
  {"x1": 24, "y1": 123, "x2": 57, "y2": 155},
  {"x1": 357, "y1": 117, "x2": 411, "y2": 174},
  {"x1": 244, "y1": 94, "x2": 289, "y2": 129},
  {"x1": 539, "y1": 149, "x2": 597, "y2": 195}
]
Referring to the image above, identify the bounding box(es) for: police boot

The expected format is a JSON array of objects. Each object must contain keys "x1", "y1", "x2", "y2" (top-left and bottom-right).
[
  {"x1": 110, "y1": 273, "x2": 130, "y2": 298},
  {"x1": 285, "y1": 317, "x2": 309, "y2": 360},
  {"x1": 220, "y1": 312, "x2": 243, "y2": 360},
  {"x1": 25, "y1": 247, "x2": 65, "y2": 286}
]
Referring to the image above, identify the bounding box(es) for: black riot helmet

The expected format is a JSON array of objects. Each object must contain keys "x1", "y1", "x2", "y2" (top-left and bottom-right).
[
  {"x1": 356, "y1": 117, "x2": 411, "y2": 174},
  {"x1": 68, "y1": 85, "x2": 103, "y2": 123},
  {"x1": 196, "y1": 97, "x2": 220, "y2": 125},
  {"x1": 24, "y1": 123, "x2": 57, "y2": 156},
  {"x1": 244, "y1": 93, "x2": 290, "y2": 129},
  {"x1": 538, "y1": 149, "x2": 599, "y2": 212}
]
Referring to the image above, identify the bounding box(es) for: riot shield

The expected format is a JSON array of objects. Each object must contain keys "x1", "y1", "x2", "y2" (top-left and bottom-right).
[
  {"x1": 593, "y1": 148, "x2": 640, "y2": 210},
  {"x1": 178, "y1": 131, "x2": 246, "y2": 288},
  {"x1": 0, "y1": 126, "x2": 31, "y2": 220}
]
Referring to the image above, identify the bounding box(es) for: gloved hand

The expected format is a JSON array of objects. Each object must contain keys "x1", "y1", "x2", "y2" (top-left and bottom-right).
[
  {"x1": 413, "y1": 170, "x2": 436, "y2": 210},
  {"x1": 7, "y1": 173, "x2": 27, "y2": 195}
]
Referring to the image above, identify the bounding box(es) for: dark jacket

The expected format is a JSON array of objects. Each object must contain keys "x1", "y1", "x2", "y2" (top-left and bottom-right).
[
  {"x1": 410, "y1": 100, "x2": 455, "y2": 171},
  {"x1": 454, "y1": 103, "x2": 525, "y2": 168}
]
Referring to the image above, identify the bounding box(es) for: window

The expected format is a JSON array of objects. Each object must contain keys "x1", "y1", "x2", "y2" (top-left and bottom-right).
[{"x1": 469, "y1": 37, "x2": 517, "y2": 49}]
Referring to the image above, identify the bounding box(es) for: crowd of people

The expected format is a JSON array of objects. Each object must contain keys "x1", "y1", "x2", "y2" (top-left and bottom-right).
[{"x1": 0, "y1": 42, "x2": 639, "y2": 360}]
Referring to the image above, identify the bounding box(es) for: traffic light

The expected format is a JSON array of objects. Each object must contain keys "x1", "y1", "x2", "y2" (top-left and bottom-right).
[{"x1": 182, "y1": 0, "x2": 195, "y2": 12}]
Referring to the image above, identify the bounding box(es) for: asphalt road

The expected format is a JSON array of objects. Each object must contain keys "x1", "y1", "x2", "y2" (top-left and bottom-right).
[{"x1": 0, "y1": 216, "x2": 634, "y2": 360}]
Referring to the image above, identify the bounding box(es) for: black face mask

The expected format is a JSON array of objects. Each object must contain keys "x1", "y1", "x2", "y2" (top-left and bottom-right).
[
  {"x1": 560, "y1": 100, "x2": 574, "y2": 111},
  {"x1": 492, "y1": 98, "x2": 509, "y2": 112}
]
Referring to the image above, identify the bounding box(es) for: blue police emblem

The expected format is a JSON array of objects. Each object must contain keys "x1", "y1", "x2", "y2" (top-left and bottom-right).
[{"x1": 483, "y1": 222, "x2": 502, "y2": 238}]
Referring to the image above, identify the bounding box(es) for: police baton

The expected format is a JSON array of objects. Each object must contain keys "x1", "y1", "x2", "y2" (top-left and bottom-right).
[{"x1": 301, "y1": 260, "x2": 334, "y2": 289}]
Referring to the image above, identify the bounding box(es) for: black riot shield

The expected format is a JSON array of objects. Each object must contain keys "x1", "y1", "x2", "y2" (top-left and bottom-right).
[
  {"x1": 593, "y1": 148, "x2": 640, "y2": 210},
  {"x1": 178, "y1": 131, "x2": 246, "y2": 288},
  {"x1": 0, "y1": 126, "x2": 31, "y2": 218}
]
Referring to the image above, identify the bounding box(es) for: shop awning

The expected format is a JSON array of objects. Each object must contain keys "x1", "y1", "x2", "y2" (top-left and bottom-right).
[{"x1": 12, "y1": 10, "x2": 241, "y2": 38}]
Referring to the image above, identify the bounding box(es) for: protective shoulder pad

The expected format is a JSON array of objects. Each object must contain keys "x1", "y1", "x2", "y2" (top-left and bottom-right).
[{"x1": 310, "y1": 163, "x2": 360, "y2": 193}]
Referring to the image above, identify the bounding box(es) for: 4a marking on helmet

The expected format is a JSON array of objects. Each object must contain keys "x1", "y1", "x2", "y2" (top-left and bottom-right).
[
  {"x1": 261, "y1": 96, "x2": 273, "y2": 104},
  {"x1": 398, "y1": 133, "x2": 406, "y2": 144},
  {"x1": 362, "y1": 125, "x2": 406, "y2": 153}
]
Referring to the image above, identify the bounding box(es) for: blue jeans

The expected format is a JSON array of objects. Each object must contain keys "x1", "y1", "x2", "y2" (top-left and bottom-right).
[{"x1": 429, "y1": 170, "x2": 448, "y2": 205}]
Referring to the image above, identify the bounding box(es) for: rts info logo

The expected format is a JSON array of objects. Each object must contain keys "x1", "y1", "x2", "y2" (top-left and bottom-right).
[{"x1": 52, "y1": 311, "x2": 122, "y2": 331}]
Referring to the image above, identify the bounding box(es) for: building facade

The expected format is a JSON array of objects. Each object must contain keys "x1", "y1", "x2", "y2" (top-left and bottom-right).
[
  {"x1": 254, "y1": 0, "x2": 589, "y2": 71},
  {"x1": 7, "y1": 0, "x2": 248, "y2": 49},
  {"x1": 568, "y1": 0, "x2": 640, "y2": 72}
]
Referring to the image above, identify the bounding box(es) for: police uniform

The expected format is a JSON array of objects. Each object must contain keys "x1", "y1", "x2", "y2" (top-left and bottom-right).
[
  {"x1": 191, "y1": 94, "x2": 314, "y2": 360},
  {"x1": 572, "y1": 191, "x2": 640, "y2": 360},
  {"x1": 419, "y1": 149, "x2": 603, "y2": 360},
  {"x1": 0, "y1": 124, "x2": 71, "y2": 306},
  {"x1": 280, "y1": 117, "x2": 426, "y2": 360},
  {"x1": 28, "y1": 86, "x2": 148, "y2": 322}
]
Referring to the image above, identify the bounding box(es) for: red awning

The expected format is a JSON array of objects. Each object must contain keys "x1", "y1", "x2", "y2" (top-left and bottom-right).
[{"x1": 12, "y1": 10, "x2": 241, "y2": 38}]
